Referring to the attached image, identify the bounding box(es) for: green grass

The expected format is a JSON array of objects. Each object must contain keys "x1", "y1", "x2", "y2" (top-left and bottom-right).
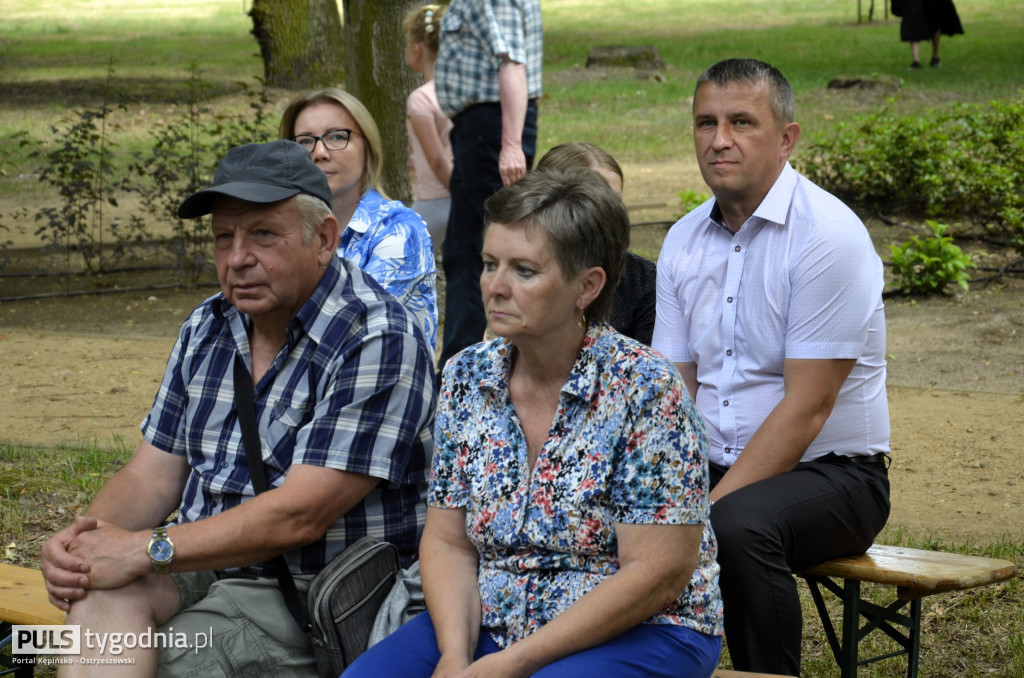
[
  {"x1": 3, "y1": 0, "x2": 1023, "y2": 176},
  {"x1": 0, "y1": 440, "x2": 128, "y2": 560}
]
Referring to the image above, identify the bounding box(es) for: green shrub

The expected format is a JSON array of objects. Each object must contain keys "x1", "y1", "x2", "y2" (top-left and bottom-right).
[
  {"x1": 796, "y1": 95, "x2": 1024, "y2": 254},
  {"x1": 679, "y1": 188, "x2": 710, "y2": 217},
  {"x1": 887, "y1": 220, "x2": 976, "y2": 295}
]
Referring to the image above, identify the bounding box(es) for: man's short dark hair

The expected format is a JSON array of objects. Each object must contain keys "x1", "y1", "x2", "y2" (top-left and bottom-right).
[{"x1": 695, "y1": 58, "x2": 795, "y2": 126}]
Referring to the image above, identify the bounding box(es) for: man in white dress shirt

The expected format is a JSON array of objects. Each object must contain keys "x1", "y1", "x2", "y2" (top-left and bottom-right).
[{"x1": 653, "y1": 58, "x2": 891, "y2": 676}]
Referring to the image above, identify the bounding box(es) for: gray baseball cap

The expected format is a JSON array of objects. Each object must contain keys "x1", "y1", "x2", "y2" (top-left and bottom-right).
[{"x1": 177, "y1": 140, "x2": 332, "y2": 219}]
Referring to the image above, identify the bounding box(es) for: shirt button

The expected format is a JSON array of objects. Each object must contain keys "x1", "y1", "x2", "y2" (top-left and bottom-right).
[
  {"x1": 727, "y1": 297, "x2": 733, "y2": 303},
  {"x1": 725, "y1": 447, "x2": 732, "y2": 454},
  {"x1": 726, "y1": 349, "x2": 733, "y2": 356},
  {"x1": 723, "y1": 400, "x2": 729, "y2": 407},
  {"x1": 734, "y1": 245, "x2": 741, "y2": 252}
]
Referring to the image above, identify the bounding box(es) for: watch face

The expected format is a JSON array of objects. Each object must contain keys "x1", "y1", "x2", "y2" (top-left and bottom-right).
[{"x1": 150, "y1": 539, "x2": 173, "y2": 563}]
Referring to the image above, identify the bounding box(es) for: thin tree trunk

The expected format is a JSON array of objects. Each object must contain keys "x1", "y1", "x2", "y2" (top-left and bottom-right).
[
  {"x1": 342, "y1": 0, "x2": 423, "y2": 203},
  {"x1": 250, "y1": 0, "x2": 346, "y2": 88}
]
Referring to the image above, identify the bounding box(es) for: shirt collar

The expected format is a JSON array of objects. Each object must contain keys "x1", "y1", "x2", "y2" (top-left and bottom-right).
[
  {"x1": 478, "y1": 323, "x2": 611, "y2": 405},
  {"x1": 344, "y1": 188, "x2": 382, "y2": 235},
  {"x1": 707, "y1": 162, "x2": 798, "y2": 234}
]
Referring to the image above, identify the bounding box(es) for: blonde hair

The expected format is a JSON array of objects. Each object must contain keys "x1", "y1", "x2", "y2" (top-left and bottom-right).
[
  {"x1": 278, "y1": 88, "x2": 389, "y2": 200},
  {"x1": 537, "y1": 142, "x2": 624, "y2": 191},
  {"x1": 402, "y1": 4, "x2": 446, "y2": 55}
]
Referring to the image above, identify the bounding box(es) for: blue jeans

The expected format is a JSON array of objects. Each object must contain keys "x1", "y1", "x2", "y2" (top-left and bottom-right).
[
  {"x1": 342, "y1": 611, "x2": 721, "y2": 678},
  {"x1": 437, "y1": 101, "x2": 538, "y2": 375}
]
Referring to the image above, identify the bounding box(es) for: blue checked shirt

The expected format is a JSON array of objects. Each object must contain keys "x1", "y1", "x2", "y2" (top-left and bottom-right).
[
  {"x1": 434, "y1": 0, "x2": 543, "y2": 117},
  {"x1": 140, "y1": 255, "x2": 435, "y2": 572}
]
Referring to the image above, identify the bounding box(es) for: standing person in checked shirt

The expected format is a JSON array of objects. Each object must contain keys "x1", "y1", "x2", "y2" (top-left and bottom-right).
[
  {"x1": 434, "y1": 0, "x2": 543, "y2": 382},
  {"x1": 39, "y1": 141, "x2": 435, "y2": 677}
]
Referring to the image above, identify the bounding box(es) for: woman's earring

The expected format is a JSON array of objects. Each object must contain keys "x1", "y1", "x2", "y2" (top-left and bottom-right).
[{"x1": 578, "y1": 309, "x2": 586, "y2": 331}]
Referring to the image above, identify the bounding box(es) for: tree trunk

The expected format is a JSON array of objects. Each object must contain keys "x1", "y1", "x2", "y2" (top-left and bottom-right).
[
  {"x1": 342, "y1": 0, "x2": 423, "y2": 203},
  {"x1": 250, "y1": 0, "x2": 346, "y2": 89}
]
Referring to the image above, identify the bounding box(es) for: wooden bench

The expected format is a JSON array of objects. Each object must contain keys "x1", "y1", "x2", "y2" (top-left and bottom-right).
[
  {"x1": 800, "y1": 544, "x2": 1017, "y2": 678},
  {"x1": 1, "y1": 564, "x2": 64, "y2": 678}
]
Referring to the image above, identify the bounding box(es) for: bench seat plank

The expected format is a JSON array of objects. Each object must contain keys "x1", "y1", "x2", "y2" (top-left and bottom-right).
[
  {"x1": 0, "y1": 564, "x2": 64, "y2": 626},
  {"x1": 802, "y1": 544, "x2": 1016, "y2": 595}
]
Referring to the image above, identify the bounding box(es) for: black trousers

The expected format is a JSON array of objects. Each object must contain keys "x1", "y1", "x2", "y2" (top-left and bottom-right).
[
  {"x1": 709, "y1": 453, "x2": 891, "y2": 675},
  {"x1": 438, "y1": 100, "x2": 538, "y2": 375}
]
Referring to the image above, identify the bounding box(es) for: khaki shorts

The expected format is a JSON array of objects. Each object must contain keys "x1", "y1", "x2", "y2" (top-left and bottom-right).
[{"x1": 157, "y1": 571, "x2": 316, "y2": 678}]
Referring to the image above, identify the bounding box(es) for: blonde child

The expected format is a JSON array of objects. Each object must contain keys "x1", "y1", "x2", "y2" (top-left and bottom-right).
[{"x1": 403, "y1": 4, "x2": 453, "y2": 252}]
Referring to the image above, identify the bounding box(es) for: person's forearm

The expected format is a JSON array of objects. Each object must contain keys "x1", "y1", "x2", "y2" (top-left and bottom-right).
[
  {"x1": 420, "y1": 531, "x2": 481, "y2": 666},
  {"x1": 710, "y1": 395, "x2": 829, "y2": 501},
  {"x1": 83, "y1": 442, "x2": 187, "y2": 531},
  {"x1": 498, "y1": 61, "x2": 527, "y2": 152},
  {"x1": 83, "y1": 465, "x2": 181, "y2": 531},
  {"x1": 498, "y1": 552, "x2": 695, "y2": 675}
]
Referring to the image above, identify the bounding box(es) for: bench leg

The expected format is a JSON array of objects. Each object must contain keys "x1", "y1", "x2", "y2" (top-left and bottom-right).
[
  {"x1": 802, "y1": 575, "x2": 924, "y2": 678},
  {"x1": 906, "y1": 598, "x2": 921, "y2": 678},
  {"x1": 840, "y1": 578, "x2": 861, "y2": 678},
  {"x1": 1, "y1": 623, "x2": 36, "y2": 678}
]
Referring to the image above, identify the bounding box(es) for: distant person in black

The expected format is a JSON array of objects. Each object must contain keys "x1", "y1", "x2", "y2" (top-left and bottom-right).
[{"x1": 901, "y1": 0, "x2": 964, "y2": 69}]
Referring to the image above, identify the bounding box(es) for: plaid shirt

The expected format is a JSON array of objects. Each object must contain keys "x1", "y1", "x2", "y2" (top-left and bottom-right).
[
  {"x1": 435, "y1": 0, "x2": 543, "y2": 117},
  {"x1": 141, "y1": 256, "x2": 435, "y2": 572}
]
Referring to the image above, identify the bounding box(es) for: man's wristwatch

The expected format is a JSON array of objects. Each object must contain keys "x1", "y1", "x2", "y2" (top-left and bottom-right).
[{"x1": 147, "y1": 526, "x2": 175, "y2": 574}]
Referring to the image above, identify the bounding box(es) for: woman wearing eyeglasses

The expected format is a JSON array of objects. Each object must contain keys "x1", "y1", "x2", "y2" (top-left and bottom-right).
[{"x1": 280, "y1": 88, "x2": 438, "y2": 356}]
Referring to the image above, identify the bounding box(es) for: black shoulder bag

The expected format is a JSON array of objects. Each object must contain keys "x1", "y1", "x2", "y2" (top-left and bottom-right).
[{"x1": 232, "y1": 354, "x2": 400, "y2": 676}]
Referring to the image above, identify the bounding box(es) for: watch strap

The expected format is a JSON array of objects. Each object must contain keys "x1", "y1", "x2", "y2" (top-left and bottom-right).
[{"x1": 149, "y1": 526, "x2": 173, "y2": 574}]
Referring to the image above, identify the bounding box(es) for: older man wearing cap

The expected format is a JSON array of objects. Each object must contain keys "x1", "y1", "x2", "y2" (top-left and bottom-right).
[{"x1": 39, "y1": 140, "x2": 435, "y2": 677}]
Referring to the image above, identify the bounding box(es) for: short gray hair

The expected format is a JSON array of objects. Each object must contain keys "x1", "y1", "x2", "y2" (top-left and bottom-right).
[
  {"x1": 483, "y1": 167, "x2": 630, "y2": 324},
  {"x1": 294, "y1": 193, "x2": 333, "y2": 244},
  {"x1": 695, "y1": 58, "x2": 795, "y2": 126}
]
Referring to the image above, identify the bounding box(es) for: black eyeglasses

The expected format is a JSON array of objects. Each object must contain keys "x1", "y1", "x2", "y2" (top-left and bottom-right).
[{"x1": 291, "y1": 129, "x2": 359, "y2": 152}]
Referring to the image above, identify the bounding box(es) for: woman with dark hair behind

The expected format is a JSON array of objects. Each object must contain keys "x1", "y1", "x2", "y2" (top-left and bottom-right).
[
  {"x1": 342, "y1": 167, "x2": 723, "y2": 678},
  {"x1": 536, "y1": 142, "x2": 657, "y2": 346}
]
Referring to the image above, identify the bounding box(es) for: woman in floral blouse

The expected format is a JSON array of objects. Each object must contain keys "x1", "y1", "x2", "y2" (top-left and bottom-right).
[
  {"x1": 343, "y1": 167, "x2": 723, "y2": 678},
  {"x1": 280, "y1": 88, "x2": 438, "y2": 356}
]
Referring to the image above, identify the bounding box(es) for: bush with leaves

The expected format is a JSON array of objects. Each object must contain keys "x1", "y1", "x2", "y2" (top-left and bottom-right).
[
  {"x1": 10, "y1": 59, "x2": 279, "y2": 285},
  {"x1": 796, "y1": 95, "x2": 1024, "y2": 255},
  {"x1": 126, "y1": 64, "x2": 277, "y2": 284},
  {"x1": 887, "y1": 220, "x2": 976, "y2": 295},
  {"x1": 679, "y1": 188, "x2": 711, "y2": 217},
  {"x1": 29, "y1": 59, "x2": 146, "y2": 275}
]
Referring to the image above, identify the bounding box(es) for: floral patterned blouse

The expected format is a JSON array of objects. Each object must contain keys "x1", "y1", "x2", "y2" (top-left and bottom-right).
[
  {"x1": 339, "y1": 188, "x2": 438, "y2": 355},
  {"x1": 430, "y1": 323, "x2": 724, "y2": 648}
]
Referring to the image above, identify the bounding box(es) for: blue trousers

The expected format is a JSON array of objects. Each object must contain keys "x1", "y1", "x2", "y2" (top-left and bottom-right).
[
  {"x1": 342, "y1": 611, "x2": 721, "y2": 678},
  {"x1": 709, "y1": 453, "x2": 890, "y2": 675},
  {"x1": 437, "y1": 101, "x2": 538, "y2": 374}
]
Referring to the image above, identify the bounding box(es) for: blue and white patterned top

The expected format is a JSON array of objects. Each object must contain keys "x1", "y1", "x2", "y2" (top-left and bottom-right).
[
  {"x1": 430, "y1": 323, "x2": 723, "y2": 647},
  {"x1": 340, "y1": 188, "x2": 438, "y2": 356},
  {"x1": 434, "y1": 0, "x2": 544, "y2": 117},
  {"x1": 141, "y1": 256, "x2": 436, "y2": 571}
]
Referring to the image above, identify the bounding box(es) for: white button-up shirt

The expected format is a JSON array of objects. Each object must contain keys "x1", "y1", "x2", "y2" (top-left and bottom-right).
[{"x1": 653, "y1": 164, "x2": 890, "y2": 467}]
